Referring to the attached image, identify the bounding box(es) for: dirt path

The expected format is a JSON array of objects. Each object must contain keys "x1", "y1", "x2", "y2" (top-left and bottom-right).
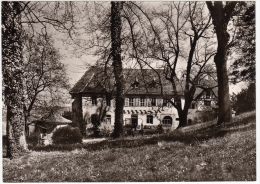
[{"x1": 82, "y1": 138, "x2": 107, "y2": 144}]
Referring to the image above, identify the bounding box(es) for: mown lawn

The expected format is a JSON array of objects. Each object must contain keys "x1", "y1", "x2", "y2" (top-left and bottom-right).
[{"x1": 2, "y1": 111, "x2": 256, "y2": 182}]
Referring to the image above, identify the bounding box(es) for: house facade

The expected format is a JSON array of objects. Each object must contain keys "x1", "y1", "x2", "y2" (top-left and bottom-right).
[
  {"x1": 70, "y1": 67, "x2": 180, "y2": 131},
  {"x1": 81, "y1": 95, "x2": 179, "y2": 130},
  {"x1": 187, "y1": 86, "x2": 218, "y2": 124},
  {"x1": 70, "y1": 66, "x2": 219, "y2": 131},
  {"x1": 190, "y1": 87, "x2": 218, "y2": 111}
]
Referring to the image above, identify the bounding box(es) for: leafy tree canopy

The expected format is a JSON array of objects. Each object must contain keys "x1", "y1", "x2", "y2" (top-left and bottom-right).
[
  {"x1": 229, "y1": 2, "x2": 255, "y2": 83},
  {"x1": 231, "y1": 83, "x2": 255, "y2": 114}
]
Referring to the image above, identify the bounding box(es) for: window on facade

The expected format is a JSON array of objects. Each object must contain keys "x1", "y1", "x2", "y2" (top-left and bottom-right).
[
  {"x1": 92, "y1": 96, "x2": 97, "y2": 105},
  {"x1": 140, "y1": 98, "x2": 145, "y2": 106},
  {"x1": 131, "y1": 78, "x2": 139, "y2": 88},
  {"x1": 125, "y1": 98, "x2": 129, "y2": 106},
  {"x1": 163, "y1": 99, "x2": 168, "y2": 106},
  {"x1": 129, "y1": 98, "x2": 134, "y2": 106},
  {"x1": 132, "y1": 82, "x2": 139, "y2": 88},
  {"x1": 106, "y1": 115, "x2": 111, "y2": 124},
  {"x1": 147, "y1": 99, "x2": 151, "y2": 106},
  {"x1": 147, "y1": 115, "x2": 153, "y2": 124},
  {"x1": 151, "y1": 98, "x2": 156, "y2": 106},
  {"x1": 106, "y1": 96, "x2": 111, "y2": 106},
  {"x1": 136, "y1": 98, "x2": 140, "y2": 106},
  {"x1": 206, "y1": 90, "x2": 210, "y2": 99},
  {"x1": 204, "y1": 100, "x2": 211, "y2": 106},
  {"x1": 191, "y1": 102, "x2": 196, "y2": 109},
  {"x1": 131, "y1": 115, "x2": 138, "y2": 129},
  {"x1": 162, "y1": 116, "x2": 173, "y2": 125},
  {"x1": 42, "y1": 128, "x2": 47, "y2": 134},
  {"x1": 149, "y1": 79, "x2": 157, "y2": 88}
]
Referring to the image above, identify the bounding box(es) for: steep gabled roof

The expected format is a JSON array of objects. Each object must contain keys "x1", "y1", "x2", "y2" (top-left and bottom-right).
[
  {"x1": 70, "y1": 66, "x2": 101, "y2": 94},
  {"x1": 194, "y1": 87, "x2": 218, "y2": 100},
  {"x1": 123, "y1": 68, "x2": 176, "y2": 96},
  {"x1": 70, "y1": 66, "x2": 182, "y2": 97},
  {"x1": 70, "y1": 66, "x2": 217, "y2": 98},
  {"x1": 33, "y1": 113, "x2": 72, "y2": 130},
  {"x1": 193, "y1": 76, "x2": 218, "y2": 99}
]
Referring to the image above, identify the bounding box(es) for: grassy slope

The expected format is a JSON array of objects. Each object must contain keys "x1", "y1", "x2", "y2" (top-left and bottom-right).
[{"x1": 2, "y1": 111, "x2": 256, "y2": 182}]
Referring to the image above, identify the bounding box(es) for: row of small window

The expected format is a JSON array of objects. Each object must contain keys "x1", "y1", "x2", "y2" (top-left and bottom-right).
[
  {"x1": 203, "y1": 90, "x2": 211, "y2": 99},
  {"x1": 125, "y1": 98, "x2": 169, "y2": 107},
  {"x1": 132, "y1": 115, "x2": 173, "y2": 125},
  {"x1": 91, "y1": 96, "x2": 111, "y2": 106},
  {"x1": 105, "y1": 114, "x2": 173, "y2": 125},
  {"x1": 130, "y1": 114, "x2": 154, "y2": 124},
  {"x1": 190, "y1": 101, "x2": 211, "y2": 109},
  {"x1": 104, "y1": 114, "x2": 154, "y2": 124},
  {"x1": 90, "y1": 97, "x2": 170, "y2": 107}
]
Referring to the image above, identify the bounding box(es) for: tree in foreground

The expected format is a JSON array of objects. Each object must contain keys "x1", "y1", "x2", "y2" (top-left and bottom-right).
[
  {"x1": 2, "y1": 2, "x2": 28, "y2": 158},
  {"x1": 206, "y1": 1, "x2": 237, "y2": 125},
  {"x1": 110, "y1": 1, "x2": 125, "y2": 138}
]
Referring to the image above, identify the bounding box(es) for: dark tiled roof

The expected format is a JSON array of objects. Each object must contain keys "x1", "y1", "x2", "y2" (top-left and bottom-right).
[
  {"x1": 194, "y1": 87, "x2": 218, "y2": 100},
  {"x1": 70, "y1": 66, "x2": 101, "y2": 94},
  {"x1": 70, "y1": 66, "x2": 217, "y2": 98},
  {"x1": 123, "y1": 68, "x2": 176, "y2": 96},
  {"x1": 33, "y1": 113, "x2": 72, "y2": 124},
  {"x1": 70, "y1": 66, "x2": 179, "y2": 97},
  {"x1": 193, "y1": 75, "x2": 218, "y2": 99}
]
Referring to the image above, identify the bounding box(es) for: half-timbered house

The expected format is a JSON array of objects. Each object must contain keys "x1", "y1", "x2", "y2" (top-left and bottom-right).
[
  {"x1": 70, "y1": 66, "x2": 219, "y2": 131},
  {"x1": 70, "y1": 66, "x2": 181, "y2": 131},
  {"x1": 191, "y1": 87, "x2": 218, "y2": 111}
]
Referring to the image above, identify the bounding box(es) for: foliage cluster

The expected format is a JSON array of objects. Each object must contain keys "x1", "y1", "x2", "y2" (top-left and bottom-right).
[
  {"x1": 98, "y1": 123, "x2": 114, "y2": 137},
  {"x1": 231, "y1": 83, "x2": 255, "y2": 115},
  {"x1": 52, "y1": 126, "x2": 82, "y2": 144},
  {"x1": 26, "y1": 132, "x2": 40, "y2": 148},
  {"x1": 197, "y1": 110, "x2": 218, "y2": 123},
  {"x1": 62, "y1": 111, "x2": 72, "y2": 121},
  {"x1": 91, "y1": 114, "x2": 101, "y2": 128},
  {"x1": 230, "y1": 2, "x2": 255, "y2": 83},
  {"x1": 62, "y1": 111, "x2": 81, "y2": 128}
]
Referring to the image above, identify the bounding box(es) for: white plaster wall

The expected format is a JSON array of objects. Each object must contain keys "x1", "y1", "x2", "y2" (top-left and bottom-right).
[{"x1": 81, "y1": 97, "x2": 179, "y2": 128}]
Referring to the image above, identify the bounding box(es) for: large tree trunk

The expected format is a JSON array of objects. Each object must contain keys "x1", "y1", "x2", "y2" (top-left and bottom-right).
[
  {"x1": 176, "y1": 84, "x2": 196, "y2": 127},
  {"x1": 178, "y1": 109, "x2": 188, "y2": 127},
  {"x1": 111, "y1": 1, "x2": 124, "y2": 138},
  {"x1": 215, "y1": 50, "x2": 232, "y2": 124},
  {"x1": 213, "y1": 11, "x2": 232, "y2": 124},
  {"x1": 206, "y1": 2, "x2": 237, "y2": 125},
  {"x1": 177, "y1": 98, "x2": 193, "y2": 127},
  {"x1": 24, "y1": 109, "x2": 29, "y2": 136},
  {"x1": 2, "y1": 1, "x2": 28, "y2": 158}
]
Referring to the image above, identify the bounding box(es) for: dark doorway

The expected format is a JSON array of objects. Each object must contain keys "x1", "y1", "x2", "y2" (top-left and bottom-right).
[{"x1": 131, "y1": 115, "x2": 138, "y2": 130}]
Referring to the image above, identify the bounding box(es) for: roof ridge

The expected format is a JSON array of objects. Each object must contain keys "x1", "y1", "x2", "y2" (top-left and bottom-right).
[
  {"x1": 81, "y1": 73, "x2": 95, "y2": 93},
  {"x1": 69, "y1": 70, "x2": 88, "y2": 93}
]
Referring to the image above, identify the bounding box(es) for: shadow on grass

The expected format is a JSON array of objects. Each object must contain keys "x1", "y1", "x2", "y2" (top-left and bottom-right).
[
  {"x1": 168, "y1": 114, "x2": 256, "y2": 144},
  {"x1": 30, "y1": 112, "x2": 255, "y2": 152}
]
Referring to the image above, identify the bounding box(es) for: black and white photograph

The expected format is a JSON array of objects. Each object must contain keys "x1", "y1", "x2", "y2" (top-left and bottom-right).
[{"x1": 2, "y1": 1, "x2": 256, "y2": 182}]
